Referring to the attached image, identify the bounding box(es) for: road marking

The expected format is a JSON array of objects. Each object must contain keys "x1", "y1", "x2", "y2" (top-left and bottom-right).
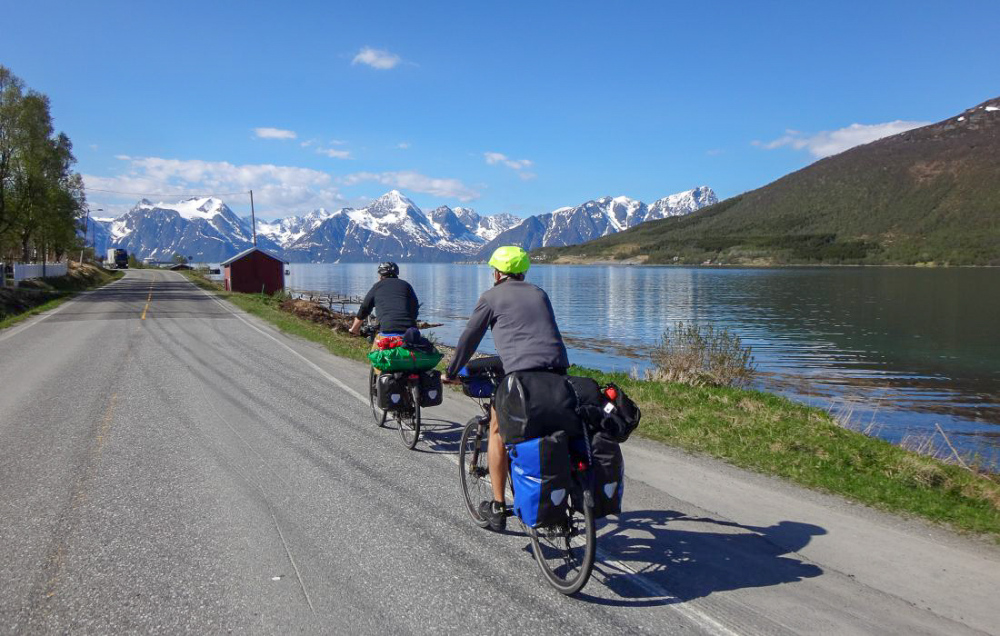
[
  {"x1": 188, "y1": 275, "x2": 745, "y2": 634},
  {"x1": 43, "y1": 392, "x2": 119, "y2": 603},
  {"x1": 141, "y1": 280, "x2": 154, "y2": 320},
  {"x1": 193, "y1": 283, "x2": 368, "y2": 404},
  {"x1": 271, "y1": 512, "x2": 316, "y2": 614}
]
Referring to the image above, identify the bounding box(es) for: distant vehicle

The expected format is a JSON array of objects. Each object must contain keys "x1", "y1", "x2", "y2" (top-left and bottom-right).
[{"x1": 106, "y1": 248, "x2": 129, "y2": 269}]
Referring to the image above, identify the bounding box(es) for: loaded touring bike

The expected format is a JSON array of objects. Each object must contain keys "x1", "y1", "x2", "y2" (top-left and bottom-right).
[
  {"x1": 457, "y1": 357, "x2": 598, "y2": 595},
  {"x1": 362, "y1": 320, "x2": 442, "y2": 450}
]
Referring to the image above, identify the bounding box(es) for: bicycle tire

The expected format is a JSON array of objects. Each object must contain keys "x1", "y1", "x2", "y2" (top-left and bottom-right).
[
  {"x1": 529, "y1": 474, "x2": 596, "y2": 595},
  {"x1": 369, "y1": 367, "x2": 387, "y2": 427},
  {"x1": 397, "y1": 381, "x2": 421, "y2": 449},
  {"x1": 458, "y1": 417, "x2": 491, "y2": 528}
]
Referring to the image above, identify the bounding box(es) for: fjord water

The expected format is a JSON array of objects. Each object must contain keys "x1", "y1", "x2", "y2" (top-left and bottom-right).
[{"x1": 288, "y1": 263, "x2": 1000, "y2": 460}]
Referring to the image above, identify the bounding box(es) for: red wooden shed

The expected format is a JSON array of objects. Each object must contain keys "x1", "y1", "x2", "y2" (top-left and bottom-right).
[{"x1": 221, "y1": 247, "x2": 287, "y2": 294}]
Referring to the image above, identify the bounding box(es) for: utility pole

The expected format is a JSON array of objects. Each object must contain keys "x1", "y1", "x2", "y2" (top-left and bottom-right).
[
  {"x1": 249, "y1": 190, "x2": 257, "y2": 247},
  {"x1": 80, "y1": 207, "x2": 102, "y2": 264}
]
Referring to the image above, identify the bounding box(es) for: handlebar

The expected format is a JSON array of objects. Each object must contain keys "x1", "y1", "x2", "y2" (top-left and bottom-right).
[{"x1": 460, "y1": 355, "x2": 505, "y2": 379}]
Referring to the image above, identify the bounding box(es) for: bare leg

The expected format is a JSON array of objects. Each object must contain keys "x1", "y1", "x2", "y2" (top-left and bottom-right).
[{"x1": 488, "y1": 406, "x2": 506, "y2": 503}]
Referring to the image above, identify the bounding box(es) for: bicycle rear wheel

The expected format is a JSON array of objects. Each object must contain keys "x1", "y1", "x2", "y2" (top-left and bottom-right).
[
  {"x1": 369, "y1": 367, "x2": 387, "y2": 427},
  {"x1": 529, "y1": 475, "x2": 596, "y2": 595},
  {"x1": 458, "y1": 417, "x2": 491, "y2": 527},
  {"x1": 397, "y1": 381, "x2": 421, "y2": 449}
]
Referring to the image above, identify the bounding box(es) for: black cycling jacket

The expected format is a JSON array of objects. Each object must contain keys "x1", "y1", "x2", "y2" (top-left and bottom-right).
[{"x1": 356, "y1": 277, "x2": 419, "y2": 334}]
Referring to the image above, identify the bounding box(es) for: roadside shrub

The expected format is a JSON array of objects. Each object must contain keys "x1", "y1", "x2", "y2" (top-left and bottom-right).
[{"x1": 647, "y1": 322, "x2": 756, "y2": 388}]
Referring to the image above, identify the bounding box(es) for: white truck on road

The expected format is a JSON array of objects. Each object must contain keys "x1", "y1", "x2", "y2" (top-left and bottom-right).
[{"x1": 106, "y1": 248, "x2": 128, "y2": 269}]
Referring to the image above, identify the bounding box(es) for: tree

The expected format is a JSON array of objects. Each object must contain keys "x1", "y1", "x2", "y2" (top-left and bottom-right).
[
  {"x1": 0, "y1": 66, "x2": 86, "y2": 263},
  {"x1": 171, "y1": 253, "x2": 189, "y2": 265}
]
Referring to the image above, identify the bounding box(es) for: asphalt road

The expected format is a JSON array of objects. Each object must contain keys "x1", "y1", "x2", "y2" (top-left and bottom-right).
[{"x1": 1, "y1": 269, "x2": 998, "y2": 635}]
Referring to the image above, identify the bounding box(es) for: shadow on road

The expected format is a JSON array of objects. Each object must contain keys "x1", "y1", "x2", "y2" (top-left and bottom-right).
[{"x1": 578, "y1": 510, "x2": 825, "y2": 606}]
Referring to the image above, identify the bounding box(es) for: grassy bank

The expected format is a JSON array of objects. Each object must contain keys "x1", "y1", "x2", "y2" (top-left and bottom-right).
[
  {"x1": 185, "y1": 270, "x2": 1000, "y2": 540},
  {"x1": 0, "y1": 263, "x2": 123, "y2": 330}
]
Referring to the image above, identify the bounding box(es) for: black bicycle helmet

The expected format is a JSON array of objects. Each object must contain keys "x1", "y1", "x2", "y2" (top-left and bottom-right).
[{"x1": 377, "y1": 261, "x2": 399, "y2": 277}]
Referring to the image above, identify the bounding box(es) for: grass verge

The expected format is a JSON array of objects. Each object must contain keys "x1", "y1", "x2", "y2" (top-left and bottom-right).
[
  {"x1": 571, "y1": 366, "x2": 1000, "y2": 540},
  {"x1": 0, "y1": 264, "x2": 123, "y2": 331},
  {"x1": 185, "y1": 270, "x2": 1000, "y2": 541}
]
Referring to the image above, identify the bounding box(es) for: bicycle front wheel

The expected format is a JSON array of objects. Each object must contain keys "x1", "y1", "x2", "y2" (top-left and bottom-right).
[
  {"x1": 529, "y1": 475, "x2": 596, "y2": 595},
  {"x1": 369, "y1": 367, "x2": 387, "y2": 427},
  {"x1": 458, "y1": 416, "x2": 491, "y2": 527},
  {"x1": 397, "y1": 381, "x2": 421, "y2": 449}
]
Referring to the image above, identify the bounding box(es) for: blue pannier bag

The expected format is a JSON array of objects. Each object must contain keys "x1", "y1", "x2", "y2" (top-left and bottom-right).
[{"x1": 509, "y1": 430, "x2": 571, "y2": 528}]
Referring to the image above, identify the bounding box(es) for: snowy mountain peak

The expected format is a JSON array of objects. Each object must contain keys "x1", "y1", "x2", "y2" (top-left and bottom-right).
[
  {"x1": 648, "y1": 186, "x2": 718, "y2": 219},
  {"x1": 368, "y1": 190, "x2": 418, "y2": 218},
  {"x1": 134, "y1": 196, "x2": 233, "y2": 221}
]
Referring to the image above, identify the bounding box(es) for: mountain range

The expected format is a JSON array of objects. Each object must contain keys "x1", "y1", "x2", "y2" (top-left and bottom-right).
[
  {"x1": 536, "y1": 97, "x2": 1000, "y2": 266},
  {"x1": 88, "y1": 187, "x2": 716, "y2": 263}
]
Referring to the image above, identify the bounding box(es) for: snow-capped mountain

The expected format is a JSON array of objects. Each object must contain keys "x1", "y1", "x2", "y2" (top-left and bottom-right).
[
  {"x1": 89, "y1": 186, "x2": 716, "y2": 263},
  {"x1": 451, "y1": 207, "x2": 521, "y2": 242},
  {"x1": 82, "y1": 216, "x2": 114, "y2": 256},
  {"x1": 647, "y1": 186, "x2": 717, "y2": 220},
  {"x1": 283, "y1": 191, "x2": 494, "y2": 262},
  {"x1": 256, "y1": 208, "x2": 336, "y2": 246},
  {"x1": 477, "y1": 186, "x2": 718, "y2": 256},
  {"x1": 100, "y1": 197, "x2": 281, "y2": 262}
]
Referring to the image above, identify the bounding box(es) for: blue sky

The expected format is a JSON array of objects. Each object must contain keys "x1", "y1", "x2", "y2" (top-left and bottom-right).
[{"x1": 2, "y1": 0, "x2": 998, "y2": 220}]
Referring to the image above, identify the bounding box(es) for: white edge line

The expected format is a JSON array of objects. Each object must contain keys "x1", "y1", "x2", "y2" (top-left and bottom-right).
[
  {"x1": 0, "y1": 273, "x2": 129, "y2": 344},
  {"x1": 192, "y1": 276, "x2": 743, "y2": 636},
  {"x1": 192, "y1": 282, "x2": 369, "y2": 404}
]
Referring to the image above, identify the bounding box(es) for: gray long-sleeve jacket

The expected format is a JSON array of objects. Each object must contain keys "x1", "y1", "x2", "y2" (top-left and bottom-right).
[{"x1": 446, "y1": 279, "x2": 569, "y2": 377}]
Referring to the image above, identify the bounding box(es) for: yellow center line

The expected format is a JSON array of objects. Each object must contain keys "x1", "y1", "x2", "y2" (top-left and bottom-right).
[{"x1": 141, "y1": 280, "x2": 153, "y2": 320}]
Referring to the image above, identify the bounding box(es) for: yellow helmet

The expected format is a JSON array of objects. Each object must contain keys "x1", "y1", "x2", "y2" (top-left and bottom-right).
[{"x1": 488, "y1": 245, "x2": 530, "y2": 274}]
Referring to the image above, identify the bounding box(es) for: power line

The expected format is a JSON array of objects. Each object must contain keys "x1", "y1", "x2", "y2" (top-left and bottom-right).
[{"x1": 85, "y1": 187, "x2": 250, "y2": 198}]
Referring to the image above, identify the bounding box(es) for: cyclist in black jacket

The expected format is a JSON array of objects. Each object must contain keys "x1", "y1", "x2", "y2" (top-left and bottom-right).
[{"x1": 349, "y1": 262, "x2": 420, "y2": 339}]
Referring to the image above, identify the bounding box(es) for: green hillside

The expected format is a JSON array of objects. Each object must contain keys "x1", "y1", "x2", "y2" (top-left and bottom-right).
[{"x1": 536, "y1": 97, "x2": 1000, "y2": 266}]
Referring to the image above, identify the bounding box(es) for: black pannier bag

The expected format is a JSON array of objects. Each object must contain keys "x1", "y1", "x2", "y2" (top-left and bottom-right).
[
  {"x1": 418, "y1": 370, "x2": 443, "y2": 407},
  {"x1": 566, "y1": 375, "x2": 606, "y2": 430},
  {"x1": 495, "y1": 371, "x2": 582, "y2": 445},
  {"x1": 566, "y1": 376, "x2": 642, "y2": 443},
  {"x1": 589, "y1": 431, "x2": 625, "y2": 518},
  {"x1": 601, "y1": 382, "x2": 641, "y2": 443},
  {"x1": 376, "y1": 372, "x2": 407, "y2": 410}
]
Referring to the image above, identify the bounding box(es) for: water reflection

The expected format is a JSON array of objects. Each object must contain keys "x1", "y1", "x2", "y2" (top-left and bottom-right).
[{"x1": 288, "y1": 263, "x2": 1000, "y2": 458}]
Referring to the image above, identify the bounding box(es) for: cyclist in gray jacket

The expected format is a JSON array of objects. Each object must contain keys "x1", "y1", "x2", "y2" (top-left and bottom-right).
[{"x1": 444, "y1": 246, "x2": 569, "y2": 531}]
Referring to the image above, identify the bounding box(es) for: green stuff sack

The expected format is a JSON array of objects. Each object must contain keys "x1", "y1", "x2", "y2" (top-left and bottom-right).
[{"x1": 368, "y1": 347, "x2": 443, "y2": 372}]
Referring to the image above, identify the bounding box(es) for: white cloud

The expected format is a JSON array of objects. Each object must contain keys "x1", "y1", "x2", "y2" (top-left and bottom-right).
[
  {"x1": 484, "y1": 151, "x2": 533, "y2": 171},
  {"x1": 485, "y1": 151, "x2": 536, "y2": 180},
  {"x1": 317, "y1": 148, "x2": 352, "y2": 159},
  {"x1": 82, "y1": 156, "x2": 343, "y2": 217},
  {"x1": 253, "y1": 127, "x2": 298, "y2": 140},
  {"x1": 754, "y1": 120, "x2": 929, "y2": 158},
  {"x1": 352, "y1": 47, "x2": 402, "y2": 70},
  {"x1": 342, "y1": 170, "x2": 479, "y2": 201},
  {"x1": 396, "y1": 142, "x2": 411, "y2": 150}
]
